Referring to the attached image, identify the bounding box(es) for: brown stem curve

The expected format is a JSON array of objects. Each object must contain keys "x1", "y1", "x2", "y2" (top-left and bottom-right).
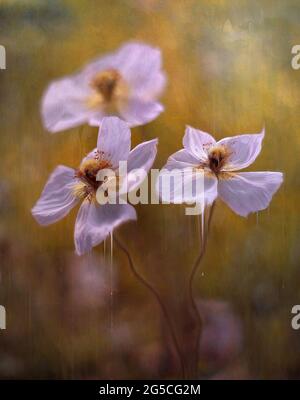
[
  {"x1": 187, "y1": 202, "x2": 216, "y2": 377},
  {"x1": 114, "y1": 234, "x2": 186, "y2": 379}
]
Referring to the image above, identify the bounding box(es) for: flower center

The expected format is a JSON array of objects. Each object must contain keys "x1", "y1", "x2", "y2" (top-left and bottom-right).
[
  {"x1": 73, "y1": 157, "x2": 112, "y2": 200},
  {"x1": 89, "y1": 68, "x2": 129, "y2": 108},
  {"x1": 208, "y1": 146, "x2": 229, "y2": 175}
]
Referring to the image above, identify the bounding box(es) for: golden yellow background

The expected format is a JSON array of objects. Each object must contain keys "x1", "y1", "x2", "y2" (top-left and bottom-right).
[{"x1": 0, "y1": 0, "x2": 299, "y2": 379}]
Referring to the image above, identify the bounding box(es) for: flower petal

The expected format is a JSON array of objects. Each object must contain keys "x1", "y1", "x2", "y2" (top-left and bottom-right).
[
  {"x1": 88, "y1": 112, "x2": 106, "y2": 127},
  {"x1": 122, "y1": 138, "x2": 158, "y2": 193},
  {"x1": 97, "y1": 117, "x2": 131, "y2": 167},
  {"x1": 81, "y1": 147, "x2": 99, "y2": 163},
  {"x1": 163, "y1": 149, "x2": 200, "y2": 171},
  {"x1": 41, "y1": 42, "x2": 166, "y2": 133},
  {"x1": 81, "y1": 42, "x2": 166, "y2": 101},
  {"x1": 217, "y1": 128, "x2": 265, "y2": 171},
  {"x1": 32, "y1": 166, "x2": 78, "y2": 225},
  {"x1": 157, "y1": 167, "x2": 218, "y2": 206},
  {"x1": 127, "y1": 138, "x2": 158, "y2": 172},
  {"x1": 218, "y1": 171, "x2": 283, "y2": 217},
  {"x1": 183, "y1": 126, "x2": 216, "y2": 161},
  {"x1": 79, "y1": 50, "x2": 121, "y2": 84},
  {"x1": 41, "y1": 76, "x2": 95, "y2": 133},
  {"x1": 74, "y1": 202, "x2": 137, "y2": 255},
  {"x1": 110, "y1": 42, "x2": 166, "y2": 100},
  {"x1": 119, "y1": 99, "x2": 164, "y2": 127}
]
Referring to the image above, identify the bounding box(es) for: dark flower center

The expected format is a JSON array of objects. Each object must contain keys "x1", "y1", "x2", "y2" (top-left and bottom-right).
[
  {"x1": 90, "y1": 69, "x2": 122, "y2": 103},
  {"x1": 76, "y1": 158, "x2": 112, "y2": 191},
  {"x1": 208, "y1": 146, "x2": 229, "y2": 175}
]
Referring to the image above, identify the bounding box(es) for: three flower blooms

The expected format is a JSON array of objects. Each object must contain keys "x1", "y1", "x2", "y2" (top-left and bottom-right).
[{"x1": 32, "y1": 41, "x2": 283, "y2": 255}]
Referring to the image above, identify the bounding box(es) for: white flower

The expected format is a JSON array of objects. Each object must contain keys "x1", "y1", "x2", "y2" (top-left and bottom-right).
[
  {"x1": 32, "y1": 117, "x2": 158, "y2": 255},
  {"x1": 158, "y1": 126, "x2": 283, "y2": 217},
  {"x1": 41, "y1": 42, "x2": 166, "y2": 133}
]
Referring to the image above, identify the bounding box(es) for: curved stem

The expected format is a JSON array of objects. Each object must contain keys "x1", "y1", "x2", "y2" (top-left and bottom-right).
[
  {"x1": 187, "y1": 202, "x2": 216, "y2": 376},
  {"x1": 114, "y1": 234, "x2": 186, "y2": 379}
]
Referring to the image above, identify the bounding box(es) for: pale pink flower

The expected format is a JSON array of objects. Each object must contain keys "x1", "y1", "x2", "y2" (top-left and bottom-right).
[
  {"x1": 158, "y1": 126, "x2": 283, "y2": 216},
  {"x1": 41, "y1": 42, "x2": 166, "y2": 133},
  {"x1": 32, "y1": 117, "x2": 158, "y2": 255}
]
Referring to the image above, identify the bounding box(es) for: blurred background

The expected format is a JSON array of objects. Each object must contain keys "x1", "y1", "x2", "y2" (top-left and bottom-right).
[{"x1": 0, "y1": 0, "x2": 300, "y2": 379}]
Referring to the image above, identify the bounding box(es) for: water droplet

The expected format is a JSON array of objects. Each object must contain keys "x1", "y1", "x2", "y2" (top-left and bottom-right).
[
  {"x1": 201, "y1": 209, "x2": 205, "y2": 243},
  {"x1": 110, "y1": 231, "x2": 114, "y2": 266},
  {"x1": 103, "y1": 237, "x2": 106, "y2": 260},
  {"x1": 110, "y1": 231, "x2": 114, "y2": 334}
]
